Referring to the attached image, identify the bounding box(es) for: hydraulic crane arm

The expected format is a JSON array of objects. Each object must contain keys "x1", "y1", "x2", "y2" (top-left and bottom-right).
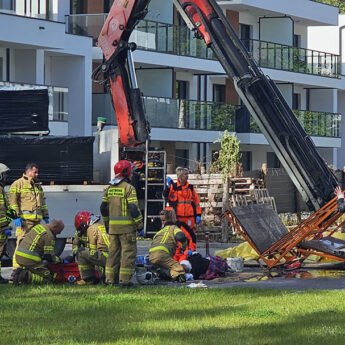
[
  {"x1": 97, "y1": 0, "x2": 339, "y2": 210},
  {"x1": 95, "y1": 0, "x2": 151, "y2": 147}
]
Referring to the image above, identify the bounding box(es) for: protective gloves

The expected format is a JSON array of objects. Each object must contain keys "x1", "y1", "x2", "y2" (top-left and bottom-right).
[
  {"x1": 187, "y1": 249, "x2": 192, "y2": 257},
  {"x1": 13, "y1": 218, "x2": 22, "y2": 227},
  {"x1": 63, "y1": 255, "x2": 75, "y2": 264},
  {"x1": 43, "y1": 218, "x2": 50, "y2": 224},
  {"x1": 166, "y1": 176, "x2": 173, "y2": 188},
  {"x1": 195, "y1": 216, "x2": 201, "y2": 224},
  {"x1": 138, "y1": 229, "x2": 144, "y2": 237},
  {"x1": 4, "y1": 229, "x2": 12, "y2": 236}
]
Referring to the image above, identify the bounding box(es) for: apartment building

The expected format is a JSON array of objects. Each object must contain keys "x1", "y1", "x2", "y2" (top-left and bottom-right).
[
  {"x1": 0, "y1": 0, "x2": 92, "y2": 137},
  {"x1": 0, "y1": 0, "x2": 341, "y2": 178}
]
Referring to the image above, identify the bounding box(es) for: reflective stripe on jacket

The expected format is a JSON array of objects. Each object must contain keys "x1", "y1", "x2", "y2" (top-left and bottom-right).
[
  {"x1": 149, "y1": 225, "x2": 183, "y2": 257},
  {"x1": 101, "y1": 180, "x2": 143, "y2": 234},
  {"x1": 72, "y1": 222, "x2": 110, "y2": 256},
  {"x1": 8, "y1": 175, "x2": 49, "y2": 220},
  {"x1": 0, "y1": 185, "x2": 10, "y2": 231},
  {"x1": 17, "y1": 224, "x2": 57, "y2": 262}
]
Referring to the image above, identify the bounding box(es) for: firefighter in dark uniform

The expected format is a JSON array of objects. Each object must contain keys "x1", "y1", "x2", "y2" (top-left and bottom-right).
[
  {"x1": 100, "y1": 160, "x2": 143, "y2": 286},
  {"x1": 71, "y1": 211, "x2": 110, "y2": 285},
  {"x1": 12, "y1": 219, "x2": 64, "y2": 284}
]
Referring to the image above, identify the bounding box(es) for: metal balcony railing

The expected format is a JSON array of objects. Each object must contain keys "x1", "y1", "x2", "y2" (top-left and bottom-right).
[
  {"x1": 0, "y1": 81, "x2": 68, "y2": 122},
  {"x1": 67, "y1": 14, "x2": 340, "y2": 78},
  {"x1": 243, "y1": 39, "x2": 340, "y2": 78}
]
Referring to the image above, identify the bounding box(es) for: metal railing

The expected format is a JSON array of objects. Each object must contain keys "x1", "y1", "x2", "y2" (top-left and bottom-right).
[
  {"x1": 66, "y1": 14, "x2": 214, "y2": 59},
  {"x1": 92, "y1": 93, "x2": 236, "y2": 131},
  {"x1": 67, "y1": 14, "x2": 340, "y2": 78},
  {"x1": 0, "y1": 81, "x2": 68, "y2": 122},
  {"x1": 243, "y1": 39, "x2": 340, "y2": 78}
]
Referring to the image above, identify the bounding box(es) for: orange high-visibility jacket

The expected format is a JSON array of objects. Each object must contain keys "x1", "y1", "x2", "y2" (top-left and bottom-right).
[
  {"x1": 166, "y1": 181, "x2": 201, "y2": 219},
  {"x1": 174, "y1": 221, "x2": 197, "y2": 262}
]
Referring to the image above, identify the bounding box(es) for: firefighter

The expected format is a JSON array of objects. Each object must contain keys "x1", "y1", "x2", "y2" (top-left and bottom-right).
[
  {"x1": 0, "y1": 163, "x2": 16, "y2": 283},
  {"x1": 100, "y1": 160, "x2": 143, "y2": 286},
  {"x1": 71, "y1": 210, "x2": 110, "y2": 285},
  {"x1": 9, "y1": 163, "x2": 49, "y2": 269},
  {"x1": 12, "y1": 219, "x2": 64, "y2": 284},
  {"x1": 149, "y1": 209, "x2": 188, "y2": 282},
  {"x1": 163, "y1": 167, "x2": 202, "y2": 232}
]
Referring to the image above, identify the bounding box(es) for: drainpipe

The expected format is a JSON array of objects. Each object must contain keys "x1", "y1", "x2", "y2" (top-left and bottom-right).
[{"x1": 339, "y1": 24, "x2": 345, "y2": 76}]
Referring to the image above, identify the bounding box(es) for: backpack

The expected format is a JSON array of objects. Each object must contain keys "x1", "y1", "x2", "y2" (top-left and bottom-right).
[{"x1": 47, "y1": 262, "x2": 81, "y2": 283}]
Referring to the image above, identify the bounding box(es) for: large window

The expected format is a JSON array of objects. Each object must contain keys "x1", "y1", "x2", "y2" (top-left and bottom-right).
[
  {"x1": 176, "y1": 149, "x2": 189, "y2": 169},
  {"x1": 176, "y1": 80, "x2": 188, "y2": 100},
  {"x1": 213, "y1": 84, "x2": 225, "y2": 103},
  {"x1": 240, "y1": 151, "x2": 252, "y2": 171},
  {"x1": 267, "y1": 152, "x2": 280, "y2": 168}
]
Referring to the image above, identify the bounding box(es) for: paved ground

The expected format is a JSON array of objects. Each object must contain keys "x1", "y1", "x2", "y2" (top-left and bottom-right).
[{"x1": 4, "y1": 241, "x2": 345, "y2": 290}]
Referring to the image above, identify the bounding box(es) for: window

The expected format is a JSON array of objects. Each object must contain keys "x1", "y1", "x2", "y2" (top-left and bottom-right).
[
  {"x1": 292, "y1": 93, "x2": 300, "y2": 110},
  {"x1": 293, "y1": 35, "x2": 301, "y2": 48},
  {"x1": 267, "y1": 152, "x2": 280, "y2": 169},
  {"x1": 176, "y1": 80, "x2": 188, "y2": 100},
  {"x1": 213, "y1": 84, "x2": 225, "y2": 103},
  {"x1": 240, "y1": 24, "x2": 251, "y2": 50},
  {"x1": 176, "y1": 149, "x2": 189, "y2": 168},
  {"x1": 240, "y1": 151, "x2": 251, "y2": 171},
  {"x1": 0, "y1": 57, "x2": 2, "y2": 81}
]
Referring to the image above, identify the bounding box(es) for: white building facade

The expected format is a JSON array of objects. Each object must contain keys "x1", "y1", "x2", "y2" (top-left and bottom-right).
[{"x1": 1, "y1": 0, "x2": 342, "y2": 176}]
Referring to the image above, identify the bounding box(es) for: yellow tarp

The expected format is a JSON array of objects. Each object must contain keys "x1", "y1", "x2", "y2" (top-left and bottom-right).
[{"x1": 214, "y1": 232, "x2": 345, "y2": 263}]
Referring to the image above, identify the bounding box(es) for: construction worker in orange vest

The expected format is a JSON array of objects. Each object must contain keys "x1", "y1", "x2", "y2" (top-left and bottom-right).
[{"x1": 163, "y1": 167, "x2": 202, "y2": 232}]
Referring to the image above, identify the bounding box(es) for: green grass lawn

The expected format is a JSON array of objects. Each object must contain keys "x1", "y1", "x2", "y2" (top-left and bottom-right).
[{"x1": 1, "y1": 285, "x2": 345, "y2": 345}]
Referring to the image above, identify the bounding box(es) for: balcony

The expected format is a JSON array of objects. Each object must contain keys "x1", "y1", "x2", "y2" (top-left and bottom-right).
[
  {"x1": 0, "y1": 81, "x2": 68, "y2": 122},
  {"x1": 0, "y1": 0, "x2": 59, "y2": 21},
  {"x1": 66, "y1": 15, "x2": 214, "y2": 60},
  {"x1": 93, "y1": 93, "x2": 340, "y2": 137},
  {"x1": 93, "y1": 93, "x2": 236, "y2": 131},
  {"x1": 237, "y1": 107, "x2": 341, "y2": 137},
  {"x1": 67, "y1": 14, "x2": 339, "y2": 78},
  {"x1": 243, "y1": 39, "x2": 340, "y2": 78}
]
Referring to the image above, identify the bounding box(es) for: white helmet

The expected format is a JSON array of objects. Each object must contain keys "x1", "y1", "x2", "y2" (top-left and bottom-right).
[
  {"x1": 0, "y1": 163, "x2": 9, "y2": 175},
  {"x1": 135, "y1": 267, "x2": 154, "y2": 285},
  {"x1": 0, "y1": 163, "x2": 9, "y2": 182}
]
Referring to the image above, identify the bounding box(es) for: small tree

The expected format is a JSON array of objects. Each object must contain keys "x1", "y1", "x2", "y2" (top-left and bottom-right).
[{"x1": 210, "y1": 131, "x2": 241, "y2": 242}]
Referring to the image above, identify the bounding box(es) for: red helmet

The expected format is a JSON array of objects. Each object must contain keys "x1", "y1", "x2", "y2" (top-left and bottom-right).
[
  {"x1": 114, "y1": 160, "x2": 133, "y2": 178},
  {"x1": 74, "y1": 211, "x2": 91, "y2": 231}
]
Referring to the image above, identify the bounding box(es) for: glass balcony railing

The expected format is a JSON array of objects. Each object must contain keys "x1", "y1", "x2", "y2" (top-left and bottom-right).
[
  {"x1": 92, "y1": 93, "x2": 236, "y2": 131},
  {"x1": 93, "y1": 93, "x2": 340, "y2": 137},
  {"x1": 66, "y1": 14, "x2": 214, "y2": 59},
  {"x1": 238, "y1": 107, "x2": 341, "y2": 137},
  {"x1": 0, "y1": 0, "x2": 60, "y2": 21},
  {"x1": 0, "y1": 81, "x2": 69, "y2": 122},
  {"x1": 243, "y1": 39, "x2": 340, "y2": 78},
  {"x1": 67, "y1": 14, "x2": 340, "y2": 78}
]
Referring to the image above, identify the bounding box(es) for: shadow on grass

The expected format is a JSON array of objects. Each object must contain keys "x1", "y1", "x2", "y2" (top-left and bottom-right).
[{"x1": 1, "y1": 286, "x2": 345, "y2": 345}]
